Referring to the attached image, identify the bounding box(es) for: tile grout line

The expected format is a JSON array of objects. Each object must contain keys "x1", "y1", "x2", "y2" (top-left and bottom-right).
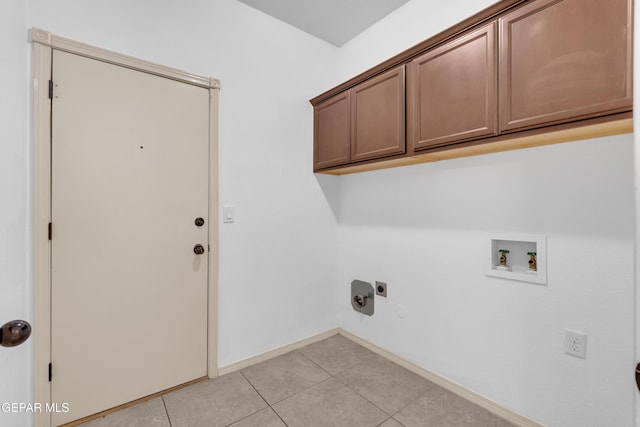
[
  {"x1": 333, "y1": 372, "x2": 395, "y2": 418},
  {"x1": 327, "y1": 353, "x2": 399, "y2": 418},
  {"x1": 239, "y1": 369, "x2": 270, "y2": 405},
  {"x1": 294, "y1": 348, "x2": 335, "y2": 377},
  {"x1": 297, "y1": 344, "x2": 404, "y2": 420},
  {"x1": 88, "y1": 336, "x2": 516, "y2": 427},
  {"x1": 339, "y1": 331, "x2": 528, "y2": 427},
  {"x1": 376, "y1": 416, "x2": 404, "y2": 427},
  {"x1": 160, "y1": 395, "x2": 174, "y2": 427},
  {"x1": 269, "y1": 408, "x2": 290, "y2": 427},
  {"x1": 223, "y1": 407, "x2": 274, "y2": 427},
  {"x1": 239, "y1": 348, "x2": 343, "y2": 422},
  {"x1": 269, "y1": 374, "x2": 336, "y2": 406},
  {"x1": 250, "y1": 346, "x2": 384, "y2": 427},
  {"x1": 238, "y1": 370, "x2": 290, "y2": 426},
  {"x1": 385, "y1": 385, "x2": 435, "y2": 423},
  {"x1": 242, "y1": 349, "x2": 335, "y2": 408},
  {"x1": 237, "y1": 336, "x2": 395, "y2": 423},
  {"x1": 328, "y1": 350, "x2": 438, "y2": 421},
  {"x1": 299, "y1": 346, "x2": 404, "y2": 421}
]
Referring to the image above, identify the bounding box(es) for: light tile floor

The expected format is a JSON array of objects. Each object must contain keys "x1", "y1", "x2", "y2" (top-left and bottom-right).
[{"x1": 80, "y1": 334, "x2": 518, "y2": 427}]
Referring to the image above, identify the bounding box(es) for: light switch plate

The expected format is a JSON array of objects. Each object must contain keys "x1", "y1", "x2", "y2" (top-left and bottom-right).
[{"x1": 223, "y1": 205, "x2": 234, "y2": 223}]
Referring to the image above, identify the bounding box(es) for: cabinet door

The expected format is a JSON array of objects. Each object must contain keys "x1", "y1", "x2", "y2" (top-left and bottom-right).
[
  {"x1": 499, "y1": 0, "x2": 632, "y2": 131},
  {"x1": 409, "y1": 23, "x2": 497, "y2": 150},
  {"x1": 350, "y1": 66, "x2": 405, "y2": 162},
  {"x1": 314, "y1": 92, "x2": 350, "y2": 170}
]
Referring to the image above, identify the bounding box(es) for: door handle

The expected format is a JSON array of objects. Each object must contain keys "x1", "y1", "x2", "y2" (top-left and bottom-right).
[
  {"x1": 193, "y1": 244, "x2": 205, "y2": 255},
  {"x1": 0, "y1": 320, "x2": 31, "y2": 347}
]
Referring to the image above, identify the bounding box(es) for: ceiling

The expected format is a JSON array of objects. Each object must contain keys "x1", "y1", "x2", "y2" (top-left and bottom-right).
[{"x1": 236, "y1": 0, "x2": 410, "y2": 47}]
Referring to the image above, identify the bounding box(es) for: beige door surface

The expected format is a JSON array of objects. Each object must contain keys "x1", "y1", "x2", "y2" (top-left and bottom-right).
[{"x1": 51, "y1": 50, "x2": 209, "y2": 425}]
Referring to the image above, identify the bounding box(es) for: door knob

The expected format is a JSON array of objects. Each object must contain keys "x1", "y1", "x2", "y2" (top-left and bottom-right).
[
  {"x1": 1, "y1": 320, "x2": 31, "y2": 347},
  {"x1": 193, "y1": 244, "x2": 205, "y2": 255}
]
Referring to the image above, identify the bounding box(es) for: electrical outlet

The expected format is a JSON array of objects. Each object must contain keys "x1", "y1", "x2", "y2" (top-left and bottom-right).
[
  {"x1": 564, "y1": 329, "x2": 587, "y2": 359},
  {"x1": 375, "y1": 281, "x2": 387, "y2": 297}
]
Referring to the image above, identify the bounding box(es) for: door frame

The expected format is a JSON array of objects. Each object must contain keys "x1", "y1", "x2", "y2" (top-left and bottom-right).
[
  {"x1": 31, "y1": 28, "x2": 220, "y2": 427},
  {"x1": 635, "y1": 0, "x2": 639, "y2": 425}
]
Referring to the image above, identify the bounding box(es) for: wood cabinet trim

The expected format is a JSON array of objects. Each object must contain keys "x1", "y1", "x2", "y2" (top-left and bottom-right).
[
  {"x1": 350, "y1": 66, "x2": 406, "y2": 162},
  {"x1": 313, "y1": 92, "x2": 351, "y2": 170},
  {"x1": 317, "y1": 114, "x2": 632, "y2": 175},
  {"x1": 409, "y1": 22, "x2": 498, "y2": 151},
  {"x1": 498, "y1": 0, "x2": 633, "y2": 131}
]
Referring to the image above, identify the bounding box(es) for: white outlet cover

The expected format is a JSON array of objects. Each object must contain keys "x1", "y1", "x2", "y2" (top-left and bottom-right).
[{"x1": 564, "y1": 329, "x2": 587, "y2": 359}]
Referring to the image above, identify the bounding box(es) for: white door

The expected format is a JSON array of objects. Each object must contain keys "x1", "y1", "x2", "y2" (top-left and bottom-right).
[{"x1": 50, "y1": 50, "x2": 209, "y2": 425}]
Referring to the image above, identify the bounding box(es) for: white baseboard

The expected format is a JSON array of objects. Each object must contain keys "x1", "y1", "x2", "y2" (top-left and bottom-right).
[
  {"x1": 217, "y1": 328, "x2": 340, "y2": 376},
  {"x1": 217, "y1": 327, "x2": 543, "y2": 427},
  {"x1": 337, "y1": 328, "x2": 544, "y2": 427}
]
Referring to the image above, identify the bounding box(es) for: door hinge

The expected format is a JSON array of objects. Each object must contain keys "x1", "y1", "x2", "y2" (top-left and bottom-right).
[
  {"x1": 48, "y1": 80, "x2": 53, "y2": 100},
  {"x1": 48, "y1": 363, "x2": 52, "y2": 382},
  {"x1": 48, "y1": 222, "x2": 52, "y2": 240}
]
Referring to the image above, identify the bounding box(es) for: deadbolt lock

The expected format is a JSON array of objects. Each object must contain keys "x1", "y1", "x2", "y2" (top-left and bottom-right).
[
  {"x1": 194, "y1": 217, "x2": 205, "y2": 227},
  {"x1": 193, "y1": 244, "x2": 205, "y2": 255}
]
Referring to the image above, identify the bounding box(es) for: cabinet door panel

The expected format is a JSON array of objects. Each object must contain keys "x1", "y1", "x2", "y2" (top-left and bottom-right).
[
  {"x1": 351, "y1": 66, "x2": 405, "y2": 162},
  {"x1": 314, "y1": 92, "x2": 350, "y2": 170},
  {"x1": 499, "y1": 0, "x2": 632, "y2": 131},
  {"x1": 409, "y1": 23, "x2": 497, "y2": 150}
]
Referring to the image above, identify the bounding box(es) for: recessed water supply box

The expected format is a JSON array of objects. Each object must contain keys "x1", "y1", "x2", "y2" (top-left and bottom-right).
[{"x1": 485, "y1": 233, "x2": 547, "y2": 285}]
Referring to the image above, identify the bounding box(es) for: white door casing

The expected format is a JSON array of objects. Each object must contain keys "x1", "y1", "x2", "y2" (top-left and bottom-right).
[{"x1": 31, "y1": 29, "x2": 219, "y2": 427}]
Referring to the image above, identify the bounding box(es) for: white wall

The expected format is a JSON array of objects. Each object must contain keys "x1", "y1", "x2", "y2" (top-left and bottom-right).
[
  {"x1": 1, "y1": 1, "x2": 341, "y2": 425},
  {"x1": 339, "y1": 137, "x2": 634, "y2": 426},
  {"x1": 0, "y1": 1, "x2": 32, "y2": 427},
  {"x1": 336, "y1": 0, "x2": 499, "y2": 82},
  {"x1": 336, "y1": 1, "x2": 635, "y2": 426}
]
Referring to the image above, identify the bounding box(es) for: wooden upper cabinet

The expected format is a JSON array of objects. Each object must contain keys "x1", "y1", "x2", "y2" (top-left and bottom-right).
[
  {"x1": 311, "y1": 0, "x2": 633, "y2": 174},
  {"x1": 499, "y1": 0, "x2": 632, "y2": 132},
  {"x1": 314, "y1": 92, "x2": 350, "y2": 170},
  {"x1": 409, "y1": 22, "x2": 497, "y2": 151},
  {"x1": 350, "y1": 66, "x2": 406, "y2": 162}
]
